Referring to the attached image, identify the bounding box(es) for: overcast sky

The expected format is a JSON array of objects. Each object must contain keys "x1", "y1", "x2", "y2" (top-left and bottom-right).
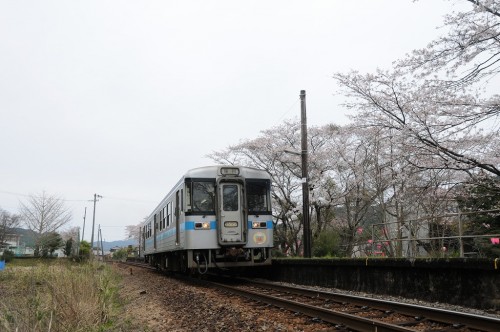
[{"x1": 0, "y1": 0, "x2": 469, "y2": 242}]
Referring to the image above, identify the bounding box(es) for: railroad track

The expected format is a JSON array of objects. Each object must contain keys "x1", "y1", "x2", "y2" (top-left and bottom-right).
[
  {"x1": 118, "y1": 261, "x2": 500, "y2": 331},
  {"x1": 203, "y1": 276, "x2": 500, "y2": 332}
]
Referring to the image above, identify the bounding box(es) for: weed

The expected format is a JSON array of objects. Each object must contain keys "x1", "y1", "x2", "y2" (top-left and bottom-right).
[{"x1": 0, "y1": 260, "x2": 123, "y2": 332}]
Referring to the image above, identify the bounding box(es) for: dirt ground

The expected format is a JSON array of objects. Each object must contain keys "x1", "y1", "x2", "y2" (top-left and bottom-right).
[{"x1": 112, "y1": 263, "x2": 336, "y2": 332}]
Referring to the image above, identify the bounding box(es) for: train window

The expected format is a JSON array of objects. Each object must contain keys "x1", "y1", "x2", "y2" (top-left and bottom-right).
[
  {"x1": 180, "y1": 189, "x2": 184, "y2": 212},
  {"x1": 223, "y1": 185, "x2": 239, "y2": 211},
  {"x1": 246, "y1": 180, "x2": 270, "y2": 213},
  {"x1": 162, "y1": 207, "x2": 167, "y2": 229},
  {"x1": 166, "y1": 203, "x2": 170, "y2": 226},
  {"x1": 192, "y1": 182, "x2": 215, "y2": 213},
  {"x1": 186, "y1": 184, "x2": 192, "y2": 211},
  {"x1": 167, "y1": 202, "x2": 173, "y2": 226}
]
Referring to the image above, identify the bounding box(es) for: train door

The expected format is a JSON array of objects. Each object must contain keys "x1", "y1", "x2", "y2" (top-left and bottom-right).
[
  {"x1": 175, "y1": 190, "x2": 180, "y2": 245},
  {"x1": 218, "y1": 183, "x2": 245, "y2": 245}
]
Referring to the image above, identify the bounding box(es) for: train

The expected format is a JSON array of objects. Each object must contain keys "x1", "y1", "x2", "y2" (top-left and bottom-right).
[{"x1": 140, "y1": 165, "x2": 274, "y2": 273}]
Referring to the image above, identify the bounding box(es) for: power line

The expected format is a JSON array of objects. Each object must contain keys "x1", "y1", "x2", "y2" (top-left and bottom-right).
[
  {"x1": 0, "y1": 190, "x2": 89, "y2": 202},
  {"x1": 0, "y1": 189, "x2": 156, "y2": 208},
  {"x1": 0, "y1": 190, "x2": 30, "y2": 197},
  {"x1": 102, "y1": 195, "x2": 156, "y2": 204},
  {"x1": 275, "y1": 98, "x2": 300, "y2": 124}
]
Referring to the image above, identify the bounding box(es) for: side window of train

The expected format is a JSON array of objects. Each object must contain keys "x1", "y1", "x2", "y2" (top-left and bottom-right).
[
  {"x1": 159, "y1": 210, "x2": 163, "y2": 230},
  {"x1": 167, "y1": 201, "x2": 172, "y2": 226},
  {"x1": 186, "y1": 183, "x2": 192, "y2": 211},
  {"x1": 164, "y1": 206, "x2": 167, "y2": 227},
  {"x1": 181, "y1": 189, "x2": 184, "y2": 212}
]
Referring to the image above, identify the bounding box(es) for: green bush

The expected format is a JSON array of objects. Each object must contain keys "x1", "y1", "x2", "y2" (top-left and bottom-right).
[
  {"x1": 312, "y1": 230, "x2": 341, "y2": 257},
  {"x1": 1, "y1": 250, "x2": 14, "y2": 263},
  {"x1": 112, "y1": 248, "x2": 128, "y2": 261}
]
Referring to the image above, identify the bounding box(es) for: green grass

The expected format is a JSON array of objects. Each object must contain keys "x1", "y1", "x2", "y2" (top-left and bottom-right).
[{"x1": 0, "y1": 259, "x2": 126, "y2": 332}]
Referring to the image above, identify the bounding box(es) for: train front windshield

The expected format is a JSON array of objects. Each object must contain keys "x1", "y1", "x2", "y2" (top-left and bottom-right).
[
  {"x1": 246, "y1": 180, "x2": 271, "y2": 213},
  {"x1": 188, "y1": 181, "x2": 215, "y2": 213},
  {"x1": 186, "y1": 178, "x2": 270, "y2": 214}
]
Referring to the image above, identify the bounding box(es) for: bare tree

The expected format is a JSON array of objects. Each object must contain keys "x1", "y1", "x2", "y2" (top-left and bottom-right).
[
  {"x1": 0, "y1": 207, "x2": 21, "y2": 247},
  {"x1": 19, "y1": 192, "x2": 72, "y2": 255}
]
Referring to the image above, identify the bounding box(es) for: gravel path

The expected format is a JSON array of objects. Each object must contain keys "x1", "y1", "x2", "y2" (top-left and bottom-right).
[{"x1": 113, "y1": 264, "x2": 336, "y2": 331}]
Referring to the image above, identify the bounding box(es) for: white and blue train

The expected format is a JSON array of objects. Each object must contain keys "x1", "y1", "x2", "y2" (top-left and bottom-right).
[{"x1": 141, "y1": 165, "x2": 273, "y2": 273}]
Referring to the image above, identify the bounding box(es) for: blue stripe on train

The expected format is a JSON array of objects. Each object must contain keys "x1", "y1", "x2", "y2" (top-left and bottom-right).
[{"x1": 145, "y1": 220, "x2": 273, "y2": 246}]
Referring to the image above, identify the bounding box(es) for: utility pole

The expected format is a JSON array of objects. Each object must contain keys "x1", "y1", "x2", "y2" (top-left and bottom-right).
[
  {"x1": 81, "y1": 207, "x2": 87, "y2": 242},
  {"x1": 300, "y1": 90, "x2": 312, "y2": 258},
  {"x1": 99, "y1": 225, "x2": 105, "y2": 261},
  {"x1": 90, "y1": 194, "x2": 102, "y2": 259}
]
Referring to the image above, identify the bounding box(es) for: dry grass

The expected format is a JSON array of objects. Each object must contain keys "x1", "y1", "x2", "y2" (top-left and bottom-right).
[{"x1": 0, "y1": 260, "x2": 124, "y2": 332}]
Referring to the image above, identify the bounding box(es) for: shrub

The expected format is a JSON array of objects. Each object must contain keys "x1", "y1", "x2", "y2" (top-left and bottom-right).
[
  {"x1": 312, "y1": 230, "x2": 341, "y2": 257},
  {"x1": 1, "y1": 250, "x2": 14, "y2": 263}
]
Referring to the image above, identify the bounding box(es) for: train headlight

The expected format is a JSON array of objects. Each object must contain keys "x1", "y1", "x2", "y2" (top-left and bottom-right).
[
  {"x1": 195, "y1": 222, "x2": 210, "y2": 230},
  {"x1": 252, "y1": 221, "x2": 267, "y2": 229}
]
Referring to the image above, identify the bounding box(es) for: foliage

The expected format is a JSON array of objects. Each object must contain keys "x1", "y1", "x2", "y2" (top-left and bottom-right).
[
  {"x1": 63, "y1": 238, "x2": 74, "y2": 257},
  {"x1": 456, "y1": 175, "x2": 500, "y2": 257},
  {"x1": 79, "y1": 240, "x2": 91, "y2": 259},
  {"x1": 1, "y1": 249, "x2": 14, "y2": 262},
  {"x1": 0, "y1": 261, "x2": 123, "y2": 332},
  {"x1": 112, "y1": 248, "x2": 128, "y2": 261},
  {"x1": 36, "y1": 232, "x2": 64, "y2": 258},
  {"x1": 312, "y1": 229, "x2": 341, "y2": 257}
]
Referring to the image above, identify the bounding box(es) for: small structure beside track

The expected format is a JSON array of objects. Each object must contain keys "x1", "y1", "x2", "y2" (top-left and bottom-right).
[{"x1": 265, "y1": 258, "x2": 499, "y2": 310}]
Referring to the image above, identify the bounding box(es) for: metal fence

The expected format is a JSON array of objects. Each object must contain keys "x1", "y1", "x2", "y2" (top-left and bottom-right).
[{"x1": 364, "y1": 209, "x2": 500, "y2": 258}]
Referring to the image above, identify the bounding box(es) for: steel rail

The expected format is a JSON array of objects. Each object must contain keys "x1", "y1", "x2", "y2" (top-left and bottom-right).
[
  {"x1": 243, "y1": 279, "x2": 500, "y2": 332},
  {"x1": 211, "y1": 281, "x2": 415, "y2": 332}
]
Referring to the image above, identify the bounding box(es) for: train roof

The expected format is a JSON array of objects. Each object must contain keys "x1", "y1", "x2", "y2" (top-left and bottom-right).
[{"x1": 183, "y1": 165, "x2": 271, "y2": 179}]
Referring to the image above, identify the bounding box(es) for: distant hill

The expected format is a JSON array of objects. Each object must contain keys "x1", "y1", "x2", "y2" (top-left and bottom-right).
[{"x1": 101, "y1": 240, "x2": 137, "y2": 251}]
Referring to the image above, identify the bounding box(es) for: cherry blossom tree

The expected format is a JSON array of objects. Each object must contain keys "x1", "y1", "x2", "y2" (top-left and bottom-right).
[
  {"x1": 126, "y1": 223, "x2": 142, "y2": 244},
  {"x1": 334, "y1": 0, "x2": 500, "y2": 178},
  {"x1": 208, "y1": 120, "x2": 341, "y2": 256}
]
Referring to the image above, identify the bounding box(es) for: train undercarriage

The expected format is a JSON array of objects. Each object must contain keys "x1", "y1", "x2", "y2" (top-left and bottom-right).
[{"x1": 145, "y1": 246, "x2": 271, "y2": 274}]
